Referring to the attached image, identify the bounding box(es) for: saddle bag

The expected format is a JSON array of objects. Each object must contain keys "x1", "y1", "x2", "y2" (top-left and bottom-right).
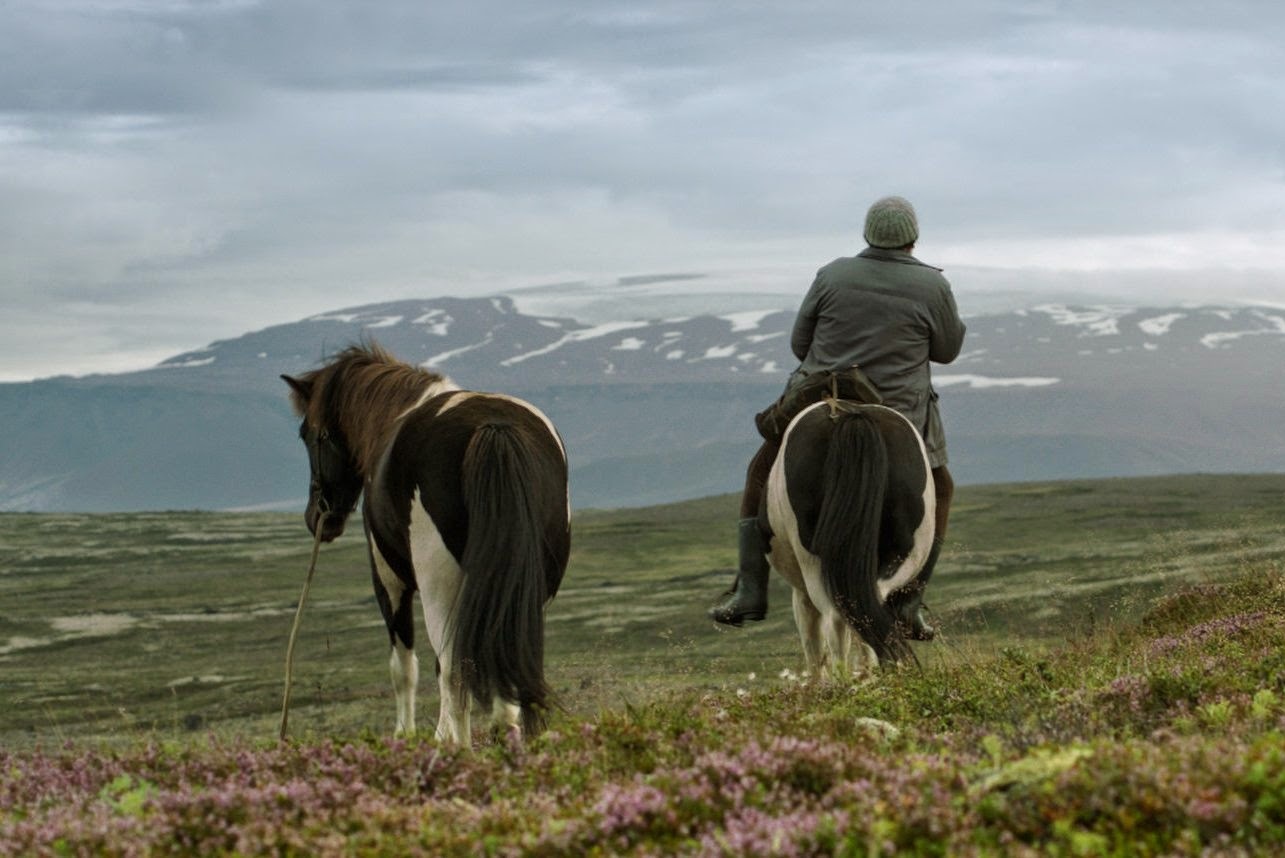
[{"x1": 754, "y1": 365, "x2": 883, "y2": 443}]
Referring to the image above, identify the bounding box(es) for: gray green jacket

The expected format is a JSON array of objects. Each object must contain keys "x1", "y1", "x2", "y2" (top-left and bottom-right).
[{"x1": 788, "y1": 247, "x2": 966, "y2": 467}]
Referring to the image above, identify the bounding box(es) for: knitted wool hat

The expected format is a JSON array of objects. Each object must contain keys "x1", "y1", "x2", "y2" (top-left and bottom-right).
[{"x1": 863, "y1": 196, "x2": 919, "y2": 249}]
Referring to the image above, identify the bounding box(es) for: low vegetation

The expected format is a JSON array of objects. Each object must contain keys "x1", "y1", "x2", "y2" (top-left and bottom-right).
[{"x1": 2, "y1": 474, "x2": 1284, "y2": 854}]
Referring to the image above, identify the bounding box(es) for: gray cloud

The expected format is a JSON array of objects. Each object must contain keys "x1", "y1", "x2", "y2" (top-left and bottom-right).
[{"x1": 2, "y1": 0, "x2": 1284, "y2": 380}]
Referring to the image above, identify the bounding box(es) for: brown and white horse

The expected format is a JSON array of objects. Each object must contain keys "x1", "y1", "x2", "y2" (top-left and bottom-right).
[
  {"x1": 282, "y1": 344, "x2": 569, "y2": 745},
  {"x1": 763, "y1": 399, "x2": 935, "y2": 678}
]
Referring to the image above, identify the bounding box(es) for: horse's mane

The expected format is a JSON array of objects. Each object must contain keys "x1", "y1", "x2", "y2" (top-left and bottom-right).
[{"x1": 290, "y1": 342, "x2": 447, "y2": 470}]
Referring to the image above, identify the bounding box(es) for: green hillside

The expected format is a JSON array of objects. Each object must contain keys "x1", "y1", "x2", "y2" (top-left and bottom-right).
[
  {"x1": 1, "y1": 474, "x2": 1284, "y2": 854},
  {"x1": 2, "y1": 473, "x2": 1282, "y2": 744}
]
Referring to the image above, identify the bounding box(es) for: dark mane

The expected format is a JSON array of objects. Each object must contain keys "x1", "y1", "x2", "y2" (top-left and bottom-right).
[{"x1": 289, "y1": 342, "x2": 448, "y2": 472}]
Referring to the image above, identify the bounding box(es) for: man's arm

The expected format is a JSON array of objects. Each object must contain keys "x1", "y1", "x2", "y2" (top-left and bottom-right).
[
  {"x1": 790, "y1": 275, "x2": 824, "y2": 361},
  {"x1": 928, "y1": 281, "x2": 966, "y2": 364}
]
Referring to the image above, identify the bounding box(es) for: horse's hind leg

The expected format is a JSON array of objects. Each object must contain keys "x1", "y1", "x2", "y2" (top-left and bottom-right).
[
  {"x1": 791, "y1": 589, "x2": 825, "y2": 677},
  {"x1": 415, "y1": 546, "x2": 470, "y2": 746},
  {"x1": 432, "y1": 648, "x2": 471, "y2": 746},
  {"x1": 420, "y1": 599, "x2": 470, "y2": 745},
  {"x1": 370, "y1": 547, "x2": 419, "y2": 735},
  {"x1": 818, "y1": 611, "x2": 853, "y2": 683}
]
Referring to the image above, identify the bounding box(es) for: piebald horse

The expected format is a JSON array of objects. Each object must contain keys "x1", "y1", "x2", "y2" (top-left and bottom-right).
[
  {"x1": 763, "y1": 399, "x2": 935, "y2": 677},
  {"x1": 282, "y1": 344, "x2": 570, "y2": 744}
]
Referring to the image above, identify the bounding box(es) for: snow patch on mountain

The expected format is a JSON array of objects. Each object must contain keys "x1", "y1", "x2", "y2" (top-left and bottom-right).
[
  {"x1": 426, "y1": 334, "x2": 494, "y2": 366},
  {"x1": 1200, "y1": 309, "x2": 1285, "y2": 349},
  {"x1": 1034, "y1": 304, "x2": 1132, "y2": 336},
  {"x1": 503, "y1": 270, "x2": 798, "y2": 324},
  {"x1": 413, "y1": 309, "x2": 452, "y2": 335},
  {"x1": 159, "y1": 353, "x2": 218, "y2": 369},
  {"x1": 612, "y1": 338, "x2": 646, "y2": 351},
  {"x1": 1138, "y1": 313, "x2": 1185, "y2": 336},
  {"x1": 307, "y1": 311, "x2": 362, "y2": 324},
  {"x1": 936, "y1": 374, "x2": 1060, "y2": 389},
  {"x1": 721, "y1": 310, "x2": 778, "y2": 332},
  {"x1": 698, "y1": 345, "x2": 739, "y2": 360},
  {"x1": 501, "y1": 320, "x2": 651, "y2": 366}
]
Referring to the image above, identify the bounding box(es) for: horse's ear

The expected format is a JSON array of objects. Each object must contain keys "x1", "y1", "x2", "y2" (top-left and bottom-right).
[{"x1": 281, "y1": 374, "x2": 312, "y2": 402}]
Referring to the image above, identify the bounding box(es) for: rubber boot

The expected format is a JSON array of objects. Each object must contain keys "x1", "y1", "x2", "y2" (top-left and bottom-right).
[
  {"x1": 708, "y1": 518, "x2": 771, "y2": 626},
  {"x1": 891, "y1": 541, "x2": 942, "y2": 641}
]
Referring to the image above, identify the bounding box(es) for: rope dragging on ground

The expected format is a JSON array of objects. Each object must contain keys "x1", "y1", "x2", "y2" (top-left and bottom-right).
[{"x1": 279, "y1": 515, "x2": 328, "y2": 742}]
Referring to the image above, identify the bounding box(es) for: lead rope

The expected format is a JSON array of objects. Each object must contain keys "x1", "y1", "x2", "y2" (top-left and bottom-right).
[{"x1": 279, "y1": 514, "x2": 328, "y2": 742}]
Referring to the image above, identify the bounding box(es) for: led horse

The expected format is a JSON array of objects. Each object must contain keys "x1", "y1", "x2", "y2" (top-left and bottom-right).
[{"x1": 283, "y1": 344, "x2": 569, "y2": 744}]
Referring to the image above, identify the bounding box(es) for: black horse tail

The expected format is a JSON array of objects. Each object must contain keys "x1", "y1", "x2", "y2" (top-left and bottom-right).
[
  {"x1": 810, "y1": 410, "x2": 911, "y2": 664},
  {"x1": 453, "y1": 421, "x2": 555, "y2": 736}
]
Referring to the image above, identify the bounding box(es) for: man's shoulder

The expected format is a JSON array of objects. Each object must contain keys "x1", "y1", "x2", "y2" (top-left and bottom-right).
[
  {"x1": 818, "y1": 251, "x2": 950, "y2": 295},
  {"x1": 856, "y1": 246, "x2": 945, "y2": 273}
]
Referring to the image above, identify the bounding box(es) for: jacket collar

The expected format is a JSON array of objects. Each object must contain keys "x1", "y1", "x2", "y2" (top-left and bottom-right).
[{"x1": 858, "y1": 246, "x2": 943, "y2": 272}]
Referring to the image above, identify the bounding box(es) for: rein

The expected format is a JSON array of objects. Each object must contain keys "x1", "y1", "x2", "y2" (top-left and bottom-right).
[{"x1": 279, "y1": 513, "x2": 328, "y2": 742}]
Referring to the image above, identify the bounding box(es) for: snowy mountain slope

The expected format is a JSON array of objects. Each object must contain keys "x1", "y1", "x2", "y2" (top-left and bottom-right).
[
  {"x1": 1, "y1": 293, "x2": 1283, "y2": 512},
  {"x1": 131, "y1": 296, "x2": 1285, "y2": 394}
]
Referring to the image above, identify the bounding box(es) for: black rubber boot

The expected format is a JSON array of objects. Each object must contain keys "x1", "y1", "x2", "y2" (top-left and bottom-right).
[
  {"x1": 891, "y1": 541, "x2": 943, "y2": 641},
  {"x1": 709, "y1": 518, "x2": 771, "y2": 626}
]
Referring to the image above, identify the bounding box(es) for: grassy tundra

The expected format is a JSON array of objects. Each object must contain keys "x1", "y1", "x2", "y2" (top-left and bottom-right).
[{"x1": 2, "y1": 474, "x2": 1284, "y2": 854}]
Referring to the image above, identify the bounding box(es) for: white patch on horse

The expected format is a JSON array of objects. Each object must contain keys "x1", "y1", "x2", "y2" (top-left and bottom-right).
[
  {"x1": 869, "y1": 404, "x2": 937, "y2": 603},
  {"x1": 405, "y1": 493, "x2": 470, "y2": 745},
  {"x1": 766, "y1": 404, "x2": 857, "y2": 675},
  {"x1": 431, "y1": 390, "x2": 473, "y2": 415},
  {"x1": 397, "y1": 377, "x2": 460, "y2": 420},
  {"x1": 370, "y1": 491, "x2": 468, "y2": 740}
]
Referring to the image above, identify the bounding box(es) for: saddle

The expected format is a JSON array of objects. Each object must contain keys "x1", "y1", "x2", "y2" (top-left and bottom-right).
[{"x1": 754, "y1": 365, "x2": 883, "y2": 443}]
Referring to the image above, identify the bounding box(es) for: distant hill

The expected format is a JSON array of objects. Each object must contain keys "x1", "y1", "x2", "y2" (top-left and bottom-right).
[{"x1": 1, "y1": 287, "x2": 1283, "y2": 511}]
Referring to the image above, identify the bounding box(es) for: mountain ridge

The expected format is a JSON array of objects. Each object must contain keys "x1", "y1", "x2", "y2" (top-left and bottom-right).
[{"x1": 2, "y1": 293, "x2": 1283, "y2": 512}]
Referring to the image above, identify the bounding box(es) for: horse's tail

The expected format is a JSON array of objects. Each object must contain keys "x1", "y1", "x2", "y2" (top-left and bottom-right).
[
  {"x1": 811, "y1": 410, "x2": 910, "y2": 663},
  {"x1": 453, "y1": 421, "x2": 556, "y2": 736}
]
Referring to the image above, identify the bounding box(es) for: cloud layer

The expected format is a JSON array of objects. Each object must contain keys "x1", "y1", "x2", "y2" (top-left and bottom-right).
[{"x1": 2, "y1": 1, "x2": 1284, "y2": 379}]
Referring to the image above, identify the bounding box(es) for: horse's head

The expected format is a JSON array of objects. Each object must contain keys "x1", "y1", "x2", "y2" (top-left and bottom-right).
[{"x1": 282, "y1": 374, "x2": 363, "y2": 543}]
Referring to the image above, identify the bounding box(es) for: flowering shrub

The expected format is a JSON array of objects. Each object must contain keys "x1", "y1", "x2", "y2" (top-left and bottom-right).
[{"x1": 3, "y1": 572, "x2": 1283, "y2": 856}]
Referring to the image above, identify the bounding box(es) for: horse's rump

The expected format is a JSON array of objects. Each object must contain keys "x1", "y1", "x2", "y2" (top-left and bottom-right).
[{"x1": 769, "y1": 401, "x2": 934, "y2": 664}]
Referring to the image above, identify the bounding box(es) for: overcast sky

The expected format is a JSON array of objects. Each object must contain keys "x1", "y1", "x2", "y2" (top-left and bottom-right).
[{"x1": 3, "y1": 0, "x2": 1284, "y2": 381}]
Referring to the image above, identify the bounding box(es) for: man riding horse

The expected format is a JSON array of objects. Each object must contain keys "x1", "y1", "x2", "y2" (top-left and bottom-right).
[{"x1": 709, "y1": 195, "x2": 966, "y2": 640}]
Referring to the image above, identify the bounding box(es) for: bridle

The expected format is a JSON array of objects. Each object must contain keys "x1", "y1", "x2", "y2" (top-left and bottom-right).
[{"x1": 307, "y1": 427, "x2": 358, "y2": 520}]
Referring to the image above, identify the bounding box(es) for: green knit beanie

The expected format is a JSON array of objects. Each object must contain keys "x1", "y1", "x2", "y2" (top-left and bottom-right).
[{"x1": 863, "y1": 196, "x2": 919, "y2": 249}]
